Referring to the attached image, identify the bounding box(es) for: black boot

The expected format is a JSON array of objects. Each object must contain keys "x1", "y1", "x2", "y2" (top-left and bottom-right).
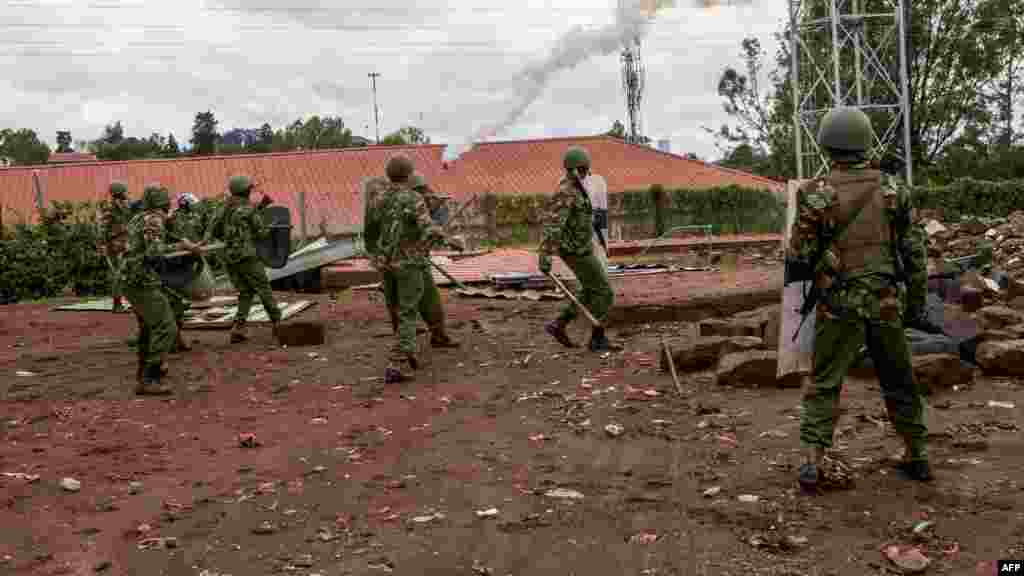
[
  {"x1": 895, "y1": 459, "x2": 933, "y2": 482},
  {"x1": 588, "y1": 326, "x2": 622, "y2": 352},
  {"x1": 135, "y1": 364, "x2": 172, "y2": 396},
  {"x1": 545, "y1": 320, "x2": 575, "y2": 348}
]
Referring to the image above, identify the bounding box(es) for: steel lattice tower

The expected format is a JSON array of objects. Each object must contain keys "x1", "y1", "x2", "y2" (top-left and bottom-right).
[
  {"x1": 789, "y1": 0, "x2": 914, "y2": 184},
  {"x1": 621, "y1": 37, "x2": 646, "y2": 144}
]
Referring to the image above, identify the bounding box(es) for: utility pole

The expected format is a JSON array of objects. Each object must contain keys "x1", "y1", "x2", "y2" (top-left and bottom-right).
[{"x1": 368, "y1": 72, "x2": 381, "y2": 144}]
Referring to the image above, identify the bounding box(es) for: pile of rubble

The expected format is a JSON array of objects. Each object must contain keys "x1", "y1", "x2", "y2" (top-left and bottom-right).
[{"x1": 923, "y1": 210, "x2": 1024, "y2": 282}]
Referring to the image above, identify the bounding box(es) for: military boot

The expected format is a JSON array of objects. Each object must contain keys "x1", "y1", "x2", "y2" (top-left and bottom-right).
[
  {"x1": 429, "y1": 325, "x2": 460, "y2": 349},
  {"x1": 545, "y1": 319, "x2": 575, "y2": 348},
  {"x1": 135, "y1": 364, "x2": 172, "y2": 396},
  {"x1": 798, "y1": 446, "x2": 826, "y2": 493},
  {"x1": 588, "y1": 326, "x2": 622, "y2": 352},
  {"x1": 230, "y1": 320, "x2": 248, "y2": 344},
  {"x1": 895, "y1": 437, "x2": 933, "y2": 482},
  {"x1": 384, "y1": 355, "x2": 417, "y2": 385}
]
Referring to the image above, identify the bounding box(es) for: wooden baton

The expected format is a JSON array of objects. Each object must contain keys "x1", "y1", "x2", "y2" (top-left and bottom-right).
[{"x1": 545, "y1": 272, "x2": 603, "y2": 328}]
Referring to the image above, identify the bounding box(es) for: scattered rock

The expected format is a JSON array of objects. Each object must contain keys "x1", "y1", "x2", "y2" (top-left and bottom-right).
[
  {"x1": 128, "y1": 481, "x2": 143, "y2": 495},
  {"x1": 252, "y1": 521, "x2": 278, "y2": 535},
  {"x1": 976, "y1": 339, "x2": 1024, "y2": 376},
  {"x1": 475, "y1": 508, "x2": 500, "y2": 518},
  {"x1": 912, "y1": 354, "x2": 974, "y2": 393},
  {"x1": 977, "y1": 306, "x2": 1024, "y2": 331},
  {"x1": 716, "y1": 350, "x2": 779, "y2": 387},
  {"x1": 292, "y1": 554, "x2": 314, "y2": 567},
  {"x1": 702, "y1": 486, "x2": 721, "y2": 498},
  {"x1": 737, "y1": 494, "x2": 759, "y2": 503},
  {"x1": 94, "y1": 560, "x2": 112, "y2": 572},
  {"x1": 544, "y1": 488, "x2": 584, "y2": 500},
  {"x1": 604, "y1": 423, "x2": 624, "y2": 437},
  {"x1": 660, "y1": 336, "x2": 762, "y2": 373},
  {"x1": 60, "y1": 477, "x2": 81, "y2": 492}
]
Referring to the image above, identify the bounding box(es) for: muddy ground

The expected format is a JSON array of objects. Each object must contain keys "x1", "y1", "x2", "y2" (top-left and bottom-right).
[{"x1": 1, "y1": 259, "x2": 1022, "y2": 576}]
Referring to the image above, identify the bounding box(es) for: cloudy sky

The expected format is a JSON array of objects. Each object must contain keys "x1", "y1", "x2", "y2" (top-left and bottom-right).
[{"x1": 1, "y1": 0, "x2": 789, "y2": 161}]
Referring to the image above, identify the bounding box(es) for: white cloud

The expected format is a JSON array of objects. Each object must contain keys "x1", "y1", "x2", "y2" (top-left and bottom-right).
[{"x1": 0, "y1": 0, "x2": 788, "y2": 159}]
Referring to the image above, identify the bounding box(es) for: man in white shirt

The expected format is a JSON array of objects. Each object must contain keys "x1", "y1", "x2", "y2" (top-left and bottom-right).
[{"x1": 585, "y1": 174, "x2": 609, "y2": 266}]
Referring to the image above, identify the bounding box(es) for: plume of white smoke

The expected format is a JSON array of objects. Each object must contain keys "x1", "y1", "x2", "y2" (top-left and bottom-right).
[{"x1": 442, "y1": 0, "x2": 676, "y2": 165}]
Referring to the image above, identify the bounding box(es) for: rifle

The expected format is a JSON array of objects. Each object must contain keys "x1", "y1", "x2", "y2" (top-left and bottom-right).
[
  {"x1": 788, "y1": 179, "x2": 875, "y2": 342},
  {"x1": 928, "y1": 249, "x2": 993, "y2": 281}
]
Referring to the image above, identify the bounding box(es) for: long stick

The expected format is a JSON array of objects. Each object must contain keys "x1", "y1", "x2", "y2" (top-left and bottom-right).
[
  {"x1": 430, "y1": 259, "x2": 468, "y2": 290},
  {"x1": 662, "y1": 339, "x2": 684, "y2": 396},
  {"x1": 162, "y1": 242, "x2": 226, "y2": 258},
  {"x1": 442, "y1": 193, "x2": 478, "y2": 231},
  {"x1": 545, "y1": 272, "x2": 602, "y2": 328}
]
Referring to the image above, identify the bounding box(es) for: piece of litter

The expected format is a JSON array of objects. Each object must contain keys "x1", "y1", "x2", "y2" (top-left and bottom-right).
[
  {"x1": 737, "y1": 494, "x2": 759, "y2": 503},
  {"x1": 883, "y1": 544, "x2": 930, "y2": 573},
  {"x1": 604, "y1": 424, "x2": 624, "y2": 437},
  {"x1": 310, "y1": 417, "x2": 328, "y2": 424},
  {"x1": 544, "y1": 488, "x2": 584, "y2": 500},
  {"x1": 475, "y1": 508, "x2": 499, "y2": 518},
  {"x1": 702, "y1": 486, "x2": 721, "y2": 498},
  {"x1": 987, "y1": 401, "x2": 1015, "y2": 409},
  {"x1": 15, "y1": 370, "x2": 35, "y2": 377},
  {"x1": 2, "y1": 472, "x2": 40, "y2": 483},
  {"x1": 411, "y1": 512, "x2": 445, "y2": 523},
  {"x1": 912, "y1": 520, "x2": 934, "y2": 535},
  {"x1": 629, "y1": 531, "x2": 658, "y2": 544},
  {"x1": 60, "y1": 477, "x2": 81, "y2": 492},
  {"x1": 758, "y1": 430, "x2": 789, "y2": 439}
]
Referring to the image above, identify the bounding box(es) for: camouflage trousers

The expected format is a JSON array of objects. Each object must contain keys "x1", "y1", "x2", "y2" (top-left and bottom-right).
[
  {"x1": 163, "y1": 286, "x2": 188, "y2": 326},
  {"x1": 382, "y1": 265, "x2": 444, "y2": 338},
  {"x1": 123, "y1": 284, "x2": 177, "y2": 368},
  {"x1": 383, "y1": 264, "x2": 443, "y2": 360},
  {"x1": 800, "y1": 314, "x2": 928, "y2": 461},
  {"x1": 106, "y1": 253, "x2": 124, "y2": 299},
  {"x1": 226, "y1": 256, "x2": 281, "y2": 325},
  {"x1": 557, "y1": 251, "x2": 613, "y2": 325}
]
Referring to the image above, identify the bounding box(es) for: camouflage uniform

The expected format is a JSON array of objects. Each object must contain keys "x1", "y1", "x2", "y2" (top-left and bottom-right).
[
  {"x1": 364, "y1": 156, "x2": 453, "y2": 383},
  {"x1": 100, "y1": 182, "x2": 132, "y2": 313},
  {"x1": 206, "y1": 176, "x2": 281, "y2": 343},
  {"x1": 539, "y1": 147, "x2": 618, "y2": 352},
  {"x1": 122, "y1": 185, "x2": 196, "y2": 395},
  {"x1": 163, "y1": 193, "x2": 202, "y2": 351},
  {"x1": 788, "y1": 107, "x2": 932, "y2": 487}
]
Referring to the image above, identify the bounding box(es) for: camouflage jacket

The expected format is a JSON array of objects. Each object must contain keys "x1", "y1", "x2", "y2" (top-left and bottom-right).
[
  {"x1": 364, "y1": 181, "x2": 444, "y2": 271},
  {"x1": 122, "y1": 211, "x2": 172, "y2": 288},
  {"x1": 539, "y1": 176, "x2": 594, "y2": 257},
  {"x1": 206, "y1": 198, "x2": 269, "y2": 264},
  {"x1": 165, "y1": 209, "x2": 200, "y2": 243},
  {"x1": 788, "y1": 162, "x2": 928, "y2": 323},
  {"x1": 99, "y1": 200, "x2": 132, "y2": 254}
]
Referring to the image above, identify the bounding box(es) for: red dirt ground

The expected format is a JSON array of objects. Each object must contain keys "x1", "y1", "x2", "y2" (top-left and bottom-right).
[{"x1": 1, "y1": 259, "x2": 1022, "y2": 576}]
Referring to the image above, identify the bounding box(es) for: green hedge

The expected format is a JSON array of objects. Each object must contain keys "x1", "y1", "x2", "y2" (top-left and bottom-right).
[
  {"x1": 910, "y1": 178, "x2": 1024, "y2": 220},
  {"x1": 0, "y1": 198, "x2": 227, "y2": 304},
  {"x1": 493, "y1": 184, "x2": 785, "y2": 236}
]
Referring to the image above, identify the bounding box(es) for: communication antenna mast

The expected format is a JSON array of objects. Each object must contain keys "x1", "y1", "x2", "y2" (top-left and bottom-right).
[
  {"x1": 789, "y1": 0, "x2": 914, "y2": 184},
  {"x1": 621, "y1": 36, "x2": 645, "y2": 144}
]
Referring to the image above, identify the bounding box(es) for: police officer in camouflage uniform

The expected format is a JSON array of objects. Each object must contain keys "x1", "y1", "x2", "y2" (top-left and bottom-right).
[
  {"x1": 363, "y1": 155, "x2": 462, "y2": 384},
  {"x1": 205, "y1": 176, "x2": 281, "y2": 344},
  {"x1": 163, "y1": 192, "x2": 202, "y2": 352},
  {"x1": 788, "y1": 107, "x2": 933, "y2": 488},
  {"x1": 539, "y1": 146, "x2": 620, "y2": 352},
  {"x1": 123, "y1": 185, "x2": 201, "y2": 394},
  {"x1": 100, "y1": 181, "x2": 132, "y2": 313}
]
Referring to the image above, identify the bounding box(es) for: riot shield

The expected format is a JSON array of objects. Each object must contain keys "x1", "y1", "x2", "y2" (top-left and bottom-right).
[
  {"x1": 159, "y1": 254, "x2": 202, "y2": 293},
  {"x1": 255, "y1": 205, "x2": 292, "y2": 269}
]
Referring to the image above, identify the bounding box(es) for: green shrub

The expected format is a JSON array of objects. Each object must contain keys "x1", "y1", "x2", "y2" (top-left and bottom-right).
[{"x1": 910, "y1": 178, "x2": 1024, "y2": 220}]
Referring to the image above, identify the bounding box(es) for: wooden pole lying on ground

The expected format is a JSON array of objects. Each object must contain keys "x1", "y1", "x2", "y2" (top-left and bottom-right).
[
  {"x1": 662, "y1": 339, "x2": 684, "y2": 396},
  {"x1": 545, "y1": 272, "x2": 602, "y2": 328}
]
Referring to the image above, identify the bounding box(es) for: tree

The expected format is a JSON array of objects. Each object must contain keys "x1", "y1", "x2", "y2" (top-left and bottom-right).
[
  {"x1": 605, "y1": 120, "x2": 627, "y2": 139},
  {"x1": 191, "y1": 111, "x2": 220, "y2": 155},
  {"x1": 87, "y1": 124, "x2": 166, "y2": 161},
  {"x1": 0, "y1": 128, "x2": 50, "y2": 165},
  {"x1": 56, "y1": 131, "x2": 73, "y2": 153},
  {"x1": 271, "y1": 116, "x2": 354, "y2": 151},
  {"x1": 380, "y1": 126, "x2": 429, "y2": 146},
  {"x1": 101, "y1": 122, "x2": 124, "y2": 146},
  {"x1": 164, "y1": 133, "x2": 180, "y2": 157}
]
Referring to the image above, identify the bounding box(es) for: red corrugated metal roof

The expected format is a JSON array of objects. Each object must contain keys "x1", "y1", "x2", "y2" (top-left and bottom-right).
[{"x1": 0, "y1": 136, "x2": 781, "y2": 232}]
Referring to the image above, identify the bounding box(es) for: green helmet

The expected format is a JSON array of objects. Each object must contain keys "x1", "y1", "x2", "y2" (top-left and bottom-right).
[
  {"x1": 385, "y1": 155, "x2": 414, "y2": 183},
  {"x1": 409, "y1": 172, "x2": 427, "y2": 189},
  {"x1": 109, "y1": 181, "x2": 128, "y2": 198},
  {"x1": 142, "y1": 184, "x2": 170, "y2": 211},
  {"x1": 817, "y1": 107, "x2": 874, "y2": 154},
  {"x1": 229, "y1": 175, "x2": 253, "y2": 196},
  {"x1": 563, "y1": 146, "x2": 591, "y2": 171}
]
